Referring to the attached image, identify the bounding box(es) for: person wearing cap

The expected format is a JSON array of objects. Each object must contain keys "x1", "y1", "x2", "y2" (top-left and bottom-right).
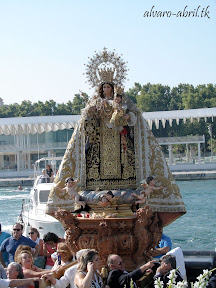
[
  {"x1": 0, "y1": 223, "x2": 10, "y2": 266},
  {"x1": 43, "y1": 248, "x2": 90, "y2": 288},
  {"x1": 0, "y1": 223, "x2": 39, "y2": 267}
]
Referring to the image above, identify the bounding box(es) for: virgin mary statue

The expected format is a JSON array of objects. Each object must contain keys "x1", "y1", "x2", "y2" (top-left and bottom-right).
[{"x1": 46, "y1": 48, "x2": 185, "y2": 226}]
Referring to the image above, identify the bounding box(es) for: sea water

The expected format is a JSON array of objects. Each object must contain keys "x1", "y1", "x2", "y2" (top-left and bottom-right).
[{"x1": 0, "y1": 180, "x2": 215, "y2": 251}]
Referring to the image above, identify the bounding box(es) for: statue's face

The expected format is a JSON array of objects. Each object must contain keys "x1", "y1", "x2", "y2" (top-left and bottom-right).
[
  {"x1": 67, "y1": 179, "x2": 74, "y2": 187},
  {"x1": 103, "y1": 83, "x2": 113, "y2": 98},
  {"x1": 114, "y1": 96, "x2": 122, "y2": 104}
]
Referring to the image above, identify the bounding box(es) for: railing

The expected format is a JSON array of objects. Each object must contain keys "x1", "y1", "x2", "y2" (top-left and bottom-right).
[
  {"x1": 164, "y1": 152, "x2": 216, "y2": 165},
  {"x1": 0, "y1": 142, "x2": 68, "y2": 152},
  {"x1": 22, "y1": 199, "x2": 49, "y2": 217}
]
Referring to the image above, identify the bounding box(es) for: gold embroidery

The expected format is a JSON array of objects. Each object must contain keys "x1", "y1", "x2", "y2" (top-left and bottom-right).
[
  {"x1": 100, "y1": 116, "x2": 121, "y2": 179},
  {"x1": 86, "y1": 179, "x2": 136, "y2": 190},
  {"x1": 85, "y1": 103, "x2": 136, "y2": 190}
]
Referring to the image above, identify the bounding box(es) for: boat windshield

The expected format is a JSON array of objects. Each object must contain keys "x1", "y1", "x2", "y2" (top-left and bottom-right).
[
  {"x1": 38, "y1": 178, "x2": 50, "y2": 184},
  {"x1": 39, "y1": 190, "x2": 51, "y2": 203}
]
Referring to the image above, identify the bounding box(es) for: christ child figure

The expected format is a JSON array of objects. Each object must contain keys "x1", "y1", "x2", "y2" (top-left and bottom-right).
[
  {"x1": 109, "y1": 94, "x2": 128, "y2": 131},
  {"x1": 98, "y1": 190, "x2": 114, "y2": 207}
]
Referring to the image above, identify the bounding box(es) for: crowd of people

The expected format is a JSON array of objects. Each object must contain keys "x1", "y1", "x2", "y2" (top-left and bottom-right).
[{"x1": 0, "y1": 222, "x2": 215, "y2": 288}]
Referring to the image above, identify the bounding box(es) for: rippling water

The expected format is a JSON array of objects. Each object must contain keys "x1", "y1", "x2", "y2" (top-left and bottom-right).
[
  {"x1": 164, "y1": 180, "x2": 216, "y2": 251},
  {"x1": 0, "y1": 180, "x2": 215, "y2": 251}
]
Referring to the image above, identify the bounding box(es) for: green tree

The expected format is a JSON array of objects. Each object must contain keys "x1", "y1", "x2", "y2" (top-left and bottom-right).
[
  {"x1": 207, "y1": 138, "x2": 216, "y2": 153},
  {"x1": 71, "y1": 94, "x2": 87, "y2": 114},
  {"x1": 18, "y1": 100, "x2": 33, "y2": 117},
  {"x1": 137, "y1": 83, "x2": 171, "y2": 111},
  {"x1": 125, "y1": 82, "x2": 141, "y2": 103}
]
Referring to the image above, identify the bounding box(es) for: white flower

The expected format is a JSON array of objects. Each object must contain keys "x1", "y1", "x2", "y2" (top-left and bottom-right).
[
  {"x1": 154, "y1": 277, "x2": 164, "y2": 288},
  {"x1": 176, "y1": 281, "x2": 188, "y2": 288},
  {"x1": 168, "y1": 269, "x2": 177, "y2": 280},
  {"x1": 203, "y1": 269, "x2": 209, "y2": 275},
  {"x1": 154, "y1": 267, "x2": 216, "y2": 288}
]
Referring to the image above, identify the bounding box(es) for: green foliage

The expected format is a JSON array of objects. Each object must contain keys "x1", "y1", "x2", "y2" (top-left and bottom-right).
[
  {"x1": 0, "y1": 93, "x2": 88, "y2": 117},
  {"x1": 125, "y1": 83, "x2": 216, "y2": 112},
  {"x1": 207, "y1": 138, "x2": 216, "y2": 153},
  {"x1": 71, "y1": 94, "x2": 87, "y2": 115},
  {"x1": 125, "y1": 82, "x2": 216, "y2": 152}
]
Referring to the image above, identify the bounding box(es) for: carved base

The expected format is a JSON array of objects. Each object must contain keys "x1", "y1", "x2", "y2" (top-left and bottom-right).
[{"x1": 55, "y1": 206, "x2": 162, "y2": 270}]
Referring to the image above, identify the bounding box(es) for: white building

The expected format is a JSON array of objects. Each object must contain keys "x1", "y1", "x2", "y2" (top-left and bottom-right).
[{"x1": 0, "y1": 108, "x2": 215, "y2": 178}]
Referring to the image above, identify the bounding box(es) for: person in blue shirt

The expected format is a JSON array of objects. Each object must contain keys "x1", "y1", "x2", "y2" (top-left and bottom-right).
[
  {"x1": 151, "y1": 218, "x2": 172, "y2": 259},
  {"x1": 0, "y1": 222, "x2": 39, "y2": 267},
  {"x1": 0, "y1": 223, "x2": 10, "y2": 266},
  {"x1": 151, "y1": 233, "x2": 172, "y2": 258}
]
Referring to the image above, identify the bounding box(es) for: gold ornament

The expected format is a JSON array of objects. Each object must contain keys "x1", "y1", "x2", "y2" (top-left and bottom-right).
[
  {"x1": 84, "y1": 47, "x2": 128, "y2": 88},
  {"x1": 114, "y1": 85, "x2": 124, "y2": 95}
]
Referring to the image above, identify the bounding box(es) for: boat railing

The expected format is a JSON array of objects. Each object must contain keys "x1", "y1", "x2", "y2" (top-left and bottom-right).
[{"x1": 22, "y1": 198, "x2": 50, "y2": 217}]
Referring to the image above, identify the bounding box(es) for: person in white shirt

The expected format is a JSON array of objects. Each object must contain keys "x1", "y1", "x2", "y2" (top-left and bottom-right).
[{"x1": 43, "y1": 249, "x2": 89, "y2": 288}]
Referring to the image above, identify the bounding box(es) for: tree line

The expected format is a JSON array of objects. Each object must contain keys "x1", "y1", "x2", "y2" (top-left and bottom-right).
[
  {"x1": 125, "y1": 83, "x2": 216, "y2": 153},
  {"x1": 0, "y1": 83, "x2": 215, "y2": 151}
]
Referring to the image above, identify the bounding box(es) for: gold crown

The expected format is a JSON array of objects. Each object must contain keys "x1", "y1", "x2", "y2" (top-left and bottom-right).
[
  {"x1": 97, "y1": 67, "x2": 115, "y2": 83},
  {"x1": 84, "y1": 48, "x2": 128, "y2": 88}
]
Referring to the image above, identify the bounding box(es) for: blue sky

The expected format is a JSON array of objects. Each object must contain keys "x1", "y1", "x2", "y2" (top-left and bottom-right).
[{"x1": 0, "y1": 0, "x2": 215, "y2": 105}]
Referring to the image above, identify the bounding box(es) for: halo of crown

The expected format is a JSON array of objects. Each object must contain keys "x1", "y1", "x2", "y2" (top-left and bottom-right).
[{"x1": 84, "y1": 48, "x2": 128, "y2": 88}]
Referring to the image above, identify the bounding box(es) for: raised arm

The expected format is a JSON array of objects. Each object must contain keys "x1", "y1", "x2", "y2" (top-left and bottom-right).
[
  {"x1": 152, "y1": 186, "x2": 164, "y2": 191},
  {"x1": 74, "y1": 262, "x2": 94, "y2": 288},
  {"x1": 32, "y1": 243, "x2": 39, "y2": 258},
  {"x1": 9, "y1": 277, "x2": 40, "y2": 287},
  {"x1": 23, "y1": 267, "x2": 51, "y2": 278}
]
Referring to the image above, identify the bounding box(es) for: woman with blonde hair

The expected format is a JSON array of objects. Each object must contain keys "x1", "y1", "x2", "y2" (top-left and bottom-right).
[
  {"x1": 16, "y1": 249, "x2": 50, "y2": 281},
  {"x1": 51, "y1": 242, "x2": 74, "y2": 272},
  {"x1": 74, "y1": 249, "x2": 105, "y2": 288},
  {"x1": 28, "y1": 227, "x2": 45, "y2": 268}
]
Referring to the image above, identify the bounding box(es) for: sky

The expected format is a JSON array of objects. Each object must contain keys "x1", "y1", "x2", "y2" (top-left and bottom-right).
[{"x1": 0, "y1": 0, "x2": 215, "y2": 105}]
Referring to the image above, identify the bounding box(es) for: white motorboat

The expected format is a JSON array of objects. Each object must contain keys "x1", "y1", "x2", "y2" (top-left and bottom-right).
[{"x1": 18, "y1": 157, "x2": 65, "y2": 239}]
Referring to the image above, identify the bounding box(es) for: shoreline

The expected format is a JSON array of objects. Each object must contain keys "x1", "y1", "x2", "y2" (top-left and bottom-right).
[
  {"x1": 173, "y1": 170, "x2": 216, "y2": 181},
  {"x1": 0, "y1": 171, "x2": 216, "y2": 187}
]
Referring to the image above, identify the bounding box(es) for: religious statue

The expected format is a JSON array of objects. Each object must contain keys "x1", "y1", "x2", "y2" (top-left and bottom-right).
[{"x1": 46, "y1": 48, "x2": 186, "y2": 268}]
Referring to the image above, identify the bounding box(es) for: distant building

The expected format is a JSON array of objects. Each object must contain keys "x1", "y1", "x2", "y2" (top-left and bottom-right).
[
  {"x1": 0, "y1": 108, "x2": 215, "y2": 178},
  {"x1": 0, "y1": 115, "x2": 80, "y2": 178}
]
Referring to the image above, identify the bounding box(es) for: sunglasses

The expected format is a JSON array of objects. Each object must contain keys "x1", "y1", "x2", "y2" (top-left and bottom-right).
[
  {"x1": 29, "y1": 232, "x2": 35, "y2": 235},
  {"x1": 117, "y1": 261, "x2": 124, "y2": 265},
  {"x1": 13, "y1": 229, "x2": 21, "y2": 231}
]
